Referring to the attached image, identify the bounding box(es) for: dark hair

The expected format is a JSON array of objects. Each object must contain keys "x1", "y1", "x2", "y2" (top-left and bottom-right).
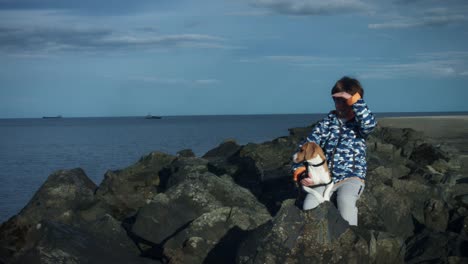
[{"x1": 331, "y1": 76, "x2": 364, "y2": 98}]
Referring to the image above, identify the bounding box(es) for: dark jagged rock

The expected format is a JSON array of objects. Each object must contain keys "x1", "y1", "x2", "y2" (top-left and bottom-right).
[
  {"x1": 237, "y1": 199, "x2": 404, "y2": 264},
  {"x1": 226, "y1": 137, "x2": 298, "y2": 215},
  {"x1": 423, "y1": 199, "x2": 450, "y2": 232},
  {"x1": 410, "y1": 143, "x2": 449, "y2": 166},
  {"x1": 405, "y1": 229, "x2": 468, "y2": 263},
  {"x1": 287, "y1": 125, "x2": 314, "y2": 141},
  {"x1": 163, "y1": 207, "x2": 270, "y2": 264},
  {"x1": 13, "y1": 168, "x2": 96, "y2": 224},
  {"x1": 0, "y1": 168, "x2": 96, "y2": 263},
  {"x1": 164, "y1": 157, "x2": 210, "y2": 188},
  {"x1": 130, "y1": 169, "x2": 270, "y2": 247},
  {"x1": 177, "y1": 149, "x2": 195, "y2": 158},
  {"x1": 375, "y1": 127, "x2": 425, "y2": 158},
  {"x1": 86, "y1": 151, "x2": 176, "y2": 220},
  {"x1": 203, "y1": 139, "x2": 242, "y2": 176},
  {"x1": 12, "y1": 220, "x2": 156, "y2": 264},
  {"x1": 203, "y1": 139, "x2": 242, "y2": 160},
  {"x1": 203, "y1": 137, "x2": 298, "y2": 216}
]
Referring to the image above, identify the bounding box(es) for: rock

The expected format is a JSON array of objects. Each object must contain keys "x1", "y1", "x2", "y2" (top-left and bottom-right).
[
  {"x1": 237, "y1": 199, "x2": 404, "y2": 264},
  {"x1": 0, "y1": 168, "x2": 96, "y2": 262},
  {"x1": 163, "y1": 207, "x2": 270, "y2": 264},
  {"x1": 16, "y1": 168, "x2": 96, "y2": 224},
  {"x1": 410, "y1": 143, "x2": 449, "y2": 166},
  {"x1": 165, "y1": 157, "x2": 210, "y2": 188},
  {"x1": 203, "y1": 140, "x2": 242, "y2": 176},
  {"x1": 448, "y1": 256, "x2": 468, "y2": 264},
  {"x1": 405, "y1": 229, "x2": 468, "y2": 263},
  {"x1": 91, "y1": 151, "x2": 176, "y2": 220},
  {"x1": 463, "y1": 217, "x2": 468, "y2": 236},
  {"x1": 83, "y1": 214, "x2": 140, "y2": 254},
  {"x1": 233, "y1": 138, "x2": 295, "y2": 182},
  {"x1": 11, "y1": 220, "x2": 155, "y2": 264},
  {"x1": 375, "y1": 127, "x2": 424, "y2": 158},
  {"x1": 131, "y1": 171, "x2": 271, "y2": 246},
  {"x1": 423, "y1": 199, "x2": 449, "y2": 232},
  {"x1": 177, "y1": 149, "x2": 195, "y2": 158},
  {"x1": 203, "y1": 139, "x2": 241, "y2": 160},
  {"x1": 360, "y1": 182, "x2": 415, "y2": 238},
  {"x1": 227, "y1": 138, "x2": 298, "y2": 214},
  {"x1": 445, "y1": 184, "x2": 468, "y2": 210},
  {"x1": 460, "y1": 195, "x2": 468, "y2": 207},
  {"x1": 287, "y1": 125, "x2": 313, "y2": 141}
]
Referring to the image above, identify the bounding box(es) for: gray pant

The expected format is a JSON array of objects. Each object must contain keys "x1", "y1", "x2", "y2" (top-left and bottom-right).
[{"x1": 303, "y1": 179, "x2": 365, "y2": 226}]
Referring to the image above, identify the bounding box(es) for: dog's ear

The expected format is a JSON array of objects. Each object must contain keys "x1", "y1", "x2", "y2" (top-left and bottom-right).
[
  {"x1": 293, "y1": 144, "x2": 306, "y2": 163},
  {"x1": 316, "y1": 145, "x2": 327, "y2": 161},
  {"x1": 304, "y1": 142, "x2": 316, "y2": 160}
]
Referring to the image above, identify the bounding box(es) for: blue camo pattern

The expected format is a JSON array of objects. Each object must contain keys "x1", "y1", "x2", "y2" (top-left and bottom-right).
[{"x1": 293, "y1": 98, "x2": 377, "y2": 183}]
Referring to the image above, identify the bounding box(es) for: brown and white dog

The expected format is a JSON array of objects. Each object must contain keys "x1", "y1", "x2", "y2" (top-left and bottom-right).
[{"x1": 293, "y1": 142, "x2": 334, "y2": 203}]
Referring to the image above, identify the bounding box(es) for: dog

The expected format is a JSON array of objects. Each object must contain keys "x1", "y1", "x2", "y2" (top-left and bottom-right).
[{"x1": 292, "y1": 141, "x2": 334, "y2": 203}]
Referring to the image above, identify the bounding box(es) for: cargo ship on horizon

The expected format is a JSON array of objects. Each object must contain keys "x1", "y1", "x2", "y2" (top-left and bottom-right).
[{"x1": 42, "y1": 115, "x2": 62, "y2": 119}]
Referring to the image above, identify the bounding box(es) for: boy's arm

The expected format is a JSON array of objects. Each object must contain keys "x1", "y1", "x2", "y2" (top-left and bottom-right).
[{"x1": 348, "y1": 93, "x2": 377, "y2": 137}]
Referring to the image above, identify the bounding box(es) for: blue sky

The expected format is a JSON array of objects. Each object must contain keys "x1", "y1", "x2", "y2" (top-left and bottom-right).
[{"x1": 0, "y1": 0, "x2": 467, "y2": 118}]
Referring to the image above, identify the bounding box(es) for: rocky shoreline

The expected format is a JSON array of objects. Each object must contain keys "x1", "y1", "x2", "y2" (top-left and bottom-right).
[{"x1": 1, "y1": 122, "x2": 468, "y2": 264}]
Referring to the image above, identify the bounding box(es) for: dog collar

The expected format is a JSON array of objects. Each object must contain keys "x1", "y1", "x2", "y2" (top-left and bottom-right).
[{"x1": 303, "y1": 159, "x2": 326, "y2": 167}]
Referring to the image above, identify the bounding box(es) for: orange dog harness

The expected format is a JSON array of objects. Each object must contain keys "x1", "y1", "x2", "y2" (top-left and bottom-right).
[{"x1": 293, "y1": 167, "x2": 307, "y2": 182}]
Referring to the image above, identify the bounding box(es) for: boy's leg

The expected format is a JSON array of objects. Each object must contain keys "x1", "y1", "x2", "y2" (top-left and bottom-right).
[
  {"x1": 303, "y1": 186, "x2": 326, "y2": 210},
  {"x1": 335, "y1": 179, "x2": 365, "y2": 226}
]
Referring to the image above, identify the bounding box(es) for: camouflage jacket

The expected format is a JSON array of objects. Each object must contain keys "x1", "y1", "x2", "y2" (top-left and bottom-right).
[{"x1": 293, "y1": 98, "x2": 377, "y2": 183}]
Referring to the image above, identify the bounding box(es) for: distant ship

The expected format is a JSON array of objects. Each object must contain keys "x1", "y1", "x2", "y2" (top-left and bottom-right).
[
  {"x1": 42, "y1": 115, "x2": 62, "y2": 119},
  {"x1": 145, "y1": 114, "x2": 162, "y2": 119}
]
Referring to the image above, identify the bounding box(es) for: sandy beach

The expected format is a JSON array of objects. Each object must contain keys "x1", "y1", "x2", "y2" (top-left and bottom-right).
[{"x1": 379, "y1": 115, "x2": 468, "y2": 155}]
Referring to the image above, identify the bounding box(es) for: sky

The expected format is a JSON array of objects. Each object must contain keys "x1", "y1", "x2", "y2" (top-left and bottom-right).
[{"x1": 0, "y1": 0, "x2": 467, "y2": 118}]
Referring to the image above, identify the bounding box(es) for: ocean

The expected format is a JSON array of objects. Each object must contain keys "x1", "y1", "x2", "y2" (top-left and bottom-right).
[{"x1": 0, "y1": 112, "x2": 466, "y2": 223}]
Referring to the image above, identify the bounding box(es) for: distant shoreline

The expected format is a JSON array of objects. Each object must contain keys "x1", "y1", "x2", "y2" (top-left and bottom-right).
[
  {"x1": 379, "y1": 116, "x2": 468, "y2": 155},
  {"x1": 381, "y1": 115, "x2": 468, "y2": 120}
]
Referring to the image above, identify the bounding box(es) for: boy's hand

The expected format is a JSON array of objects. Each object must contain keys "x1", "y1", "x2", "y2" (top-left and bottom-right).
[
  {"x1": 300, "y1": 177, "x2": 314, "y2": 186},
  {"x1": 332, "y1": 92, "x2": 352, "y2": 100}
]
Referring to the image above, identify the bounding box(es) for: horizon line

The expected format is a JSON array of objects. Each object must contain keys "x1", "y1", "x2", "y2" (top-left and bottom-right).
[{"x1": 1, "y1": 110, "x2": 468, "y2": 119}]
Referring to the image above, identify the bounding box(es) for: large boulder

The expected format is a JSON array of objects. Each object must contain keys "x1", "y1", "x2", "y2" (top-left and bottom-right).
[
  {"x1": 87, "y1": 151, "x2": 176, "y2": 220},
  {"x1": 130, "y1": 166, "x2": 271, "y2": 250},
  {"x1": 405, "y1": 229, "x2": 468, "y2": 263},
  {"x1": 374, "y1": 127, "x2": 425, "y2": 158},
  {"x1": 0, "y1": 168, "x2": 97, "y2": 263},
  {"x1": 226, "y1": 137, "x2": 298, "y2": 215},
  {"x1": 237, "y1": 200, "x2": 404, "y2": 264},
  {"x1": 163, "y1": 206, "x2": 270, "y2": 264},
  {"x1": 11, "y1": 220, "x2": 155, "y2": 264},
  {"x1": 203, "y1": 139, "x2": 242, "y2": 176}
]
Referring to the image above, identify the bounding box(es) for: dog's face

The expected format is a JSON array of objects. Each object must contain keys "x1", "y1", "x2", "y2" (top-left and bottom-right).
[{"x1": 293, "y1": 142, "x2": 320, "y2": 163}]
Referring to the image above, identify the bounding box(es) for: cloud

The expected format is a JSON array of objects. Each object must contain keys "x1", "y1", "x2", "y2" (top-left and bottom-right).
[
  {"x1": 369, "y1": 14, "x2": 468, "y2": 29},
  {"x1": 355, "y1": 51, "x2": 468, "y2": 79},
  {"x1": 226, "y1": 10, "x2": 272, "y2": 16},
  {"x1": 357, "y1": 62, "x2": 457, "y2": 79},
  {"x1": 127, "y1": 76, "x2": 221, "y2": 86},
  {"x1": 0, "y1": 25, "x2": 229, "y2": 55},
  {"x1": 194, "y1": 79, "x2": 220, "y2": 85},
  {"x1": 0, "y1": 0, "x2": 157, "y2": 15},
  {"x1": 250, "y1": 0, "x2": 371, "y2": 16},
  {"x1": 241, "y1": 55, "x2": 361, "y2": 67},
  {"x1": 244, "y1": 51, "x2": 468, "y2": 79},
  {"x1": 368, "y1": 0, "x2": 468, "y2": 29}
]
